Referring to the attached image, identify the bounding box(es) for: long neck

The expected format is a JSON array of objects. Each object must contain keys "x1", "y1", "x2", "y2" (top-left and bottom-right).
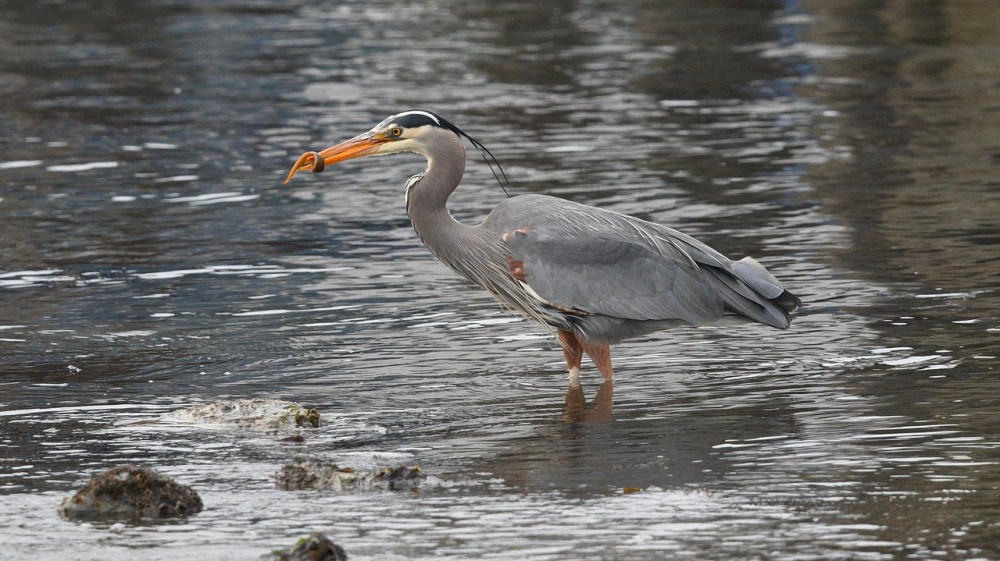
[
  {"x1": 405, "y1": 132, "x2": 481, "y2": 268},
  {"x1": 403, "y1": 131, "x2": 539, "y2": 325}
]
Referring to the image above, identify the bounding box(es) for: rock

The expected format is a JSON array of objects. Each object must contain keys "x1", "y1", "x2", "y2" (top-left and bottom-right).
[
  {"x1": 58, "y1": 464, "x2": 203, "y2": 520},
  {"x1": 274, "y1": 461, "x2": 358, "y2": 492},
  {"x1": 158, "y1": 398, "x2": 320, "y2": 432},
  {"x1": 292, "y1": 406, "x2": 320, "y2": 428},
  {"x1": 272, "y1": 532, "x2": 347, "y2": 561},
  {"x1": 274, "y1": 461, "x2": 423, "y2": 492},
  {"x1": 370, "y1": 465, "x2": 423, "y2": 491}
]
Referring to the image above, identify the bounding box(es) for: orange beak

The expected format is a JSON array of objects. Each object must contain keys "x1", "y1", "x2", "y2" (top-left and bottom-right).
[{"x1": 283, "y1": 133, "x2": 389, "y2": 184}]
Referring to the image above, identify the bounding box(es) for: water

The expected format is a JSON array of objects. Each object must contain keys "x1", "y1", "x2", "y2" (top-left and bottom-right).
[{"x1": 1, "y1": 0, "x2": 998, "y2": 559}]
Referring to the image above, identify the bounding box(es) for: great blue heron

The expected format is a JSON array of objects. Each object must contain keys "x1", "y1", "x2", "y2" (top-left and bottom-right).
[{"x1": 285, "y1": 110, "x2": 800, "y2": 387}]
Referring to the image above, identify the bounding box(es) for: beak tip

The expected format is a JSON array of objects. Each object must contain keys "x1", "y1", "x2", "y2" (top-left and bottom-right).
[{"x1": 286, "y1": 134, "x2": 378, "y2": 185}]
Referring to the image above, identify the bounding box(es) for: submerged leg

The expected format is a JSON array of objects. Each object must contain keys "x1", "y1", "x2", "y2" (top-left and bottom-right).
[
  {"x1": 580, "y1": 340, "x2": 615, "y2": 383},
  {"x1": 557, "y1": 329, "x2": 583, "y2": 387}
]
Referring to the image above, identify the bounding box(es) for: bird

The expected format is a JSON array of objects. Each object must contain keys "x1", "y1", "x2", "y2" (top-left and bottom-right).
[{"x1": 284, "y1": 110, "x2": 800, "y2": 387}]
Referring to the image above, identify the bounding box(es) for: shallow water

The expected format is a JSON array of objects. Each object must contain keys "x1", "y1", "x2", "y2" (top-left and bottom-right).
[{"x1": 1, "y1": 1, "x2": 999, "y2": 559}]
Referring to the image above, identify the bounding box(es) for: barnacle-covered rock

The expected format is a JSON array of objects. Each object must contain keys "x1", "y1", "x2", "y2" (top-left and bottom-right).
[
  {"x1": 370, "y1": 465, "x2": 423, "y2": 491},
  {"x1": 272, "y1": 532, "x2": 347, "y2": 561},
  {"x1": 274, "y1": 461, "x2": 423, "y2": 492},
  {"x1": 159, "y1": 398, "x2": 320, "y2": 431},
  {"x1": 58, "y1": 465, "x2": 202, "y2": 520},
  {"x1": 274, "y1": 461, "x2": 358, "y2": 492}
]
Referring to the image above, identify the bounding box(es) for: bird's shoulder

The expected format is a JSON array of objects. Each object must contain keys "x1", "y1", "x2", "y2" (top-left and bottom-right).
[
  {"x1": 484, "y1": 194, "x2": 643, "y2": 240},
  {"x1": 483, "y1": 194, "x2": 581, "y2": 228}
]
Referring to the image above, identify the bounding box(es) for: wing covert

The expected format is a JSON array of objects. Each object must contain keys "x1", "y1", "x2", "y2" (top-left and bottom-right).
[{"x1": 502, "y1": 227, "x2": 725, "y2": 324}]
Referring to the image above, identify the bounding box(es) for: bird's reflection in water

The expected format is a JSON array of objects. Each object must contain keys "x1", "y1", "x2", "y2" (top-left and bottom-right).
[{"x1": 562, "y1": 381, "x2": 614, "y2": 422}]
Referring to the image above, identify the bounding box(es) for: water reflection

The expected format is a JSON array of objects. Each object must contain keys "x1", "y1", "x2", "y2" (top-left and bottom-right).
[{"x1": 562, "y1": 381, "x2": 614, "y2": 423}]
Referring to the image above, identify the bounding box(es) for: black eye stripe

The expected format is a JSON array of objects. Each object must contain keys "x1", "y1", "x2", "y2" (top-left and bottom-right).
[{"x1": 393, "y1": 113, "x2": 439, "y2": 129}]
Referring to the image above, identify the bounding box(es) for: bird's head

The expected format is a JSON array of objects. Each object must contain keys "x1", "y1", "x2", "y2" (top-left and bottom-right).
[{"x1": 283, "y1": 110, "x2": 460, "y2": 184}]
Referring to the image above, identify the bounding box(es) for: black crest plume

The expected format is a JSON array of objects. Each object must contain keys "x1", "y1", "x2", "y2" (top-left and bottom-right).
[{"x1": 418, "y1": 110, "x2": 511, "y2": 198}]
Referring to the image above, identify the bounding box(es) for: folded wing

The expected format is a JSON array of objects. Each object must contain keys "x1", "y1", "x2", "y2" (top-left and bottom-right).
[{"x1": 500, "y1": 211, "x2": 797, "y2": 329}]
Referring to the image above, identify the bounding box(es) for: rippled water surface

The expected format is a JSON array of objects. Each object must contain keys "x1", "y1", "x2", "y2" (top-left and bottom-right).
[{"x1": 2, "y1": 1, "x2": 999, "y2": 560}]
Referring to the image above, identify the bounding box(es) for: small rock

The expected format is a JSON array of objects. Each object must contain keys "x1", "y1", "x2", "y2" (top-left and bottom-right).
[
  {"x1": 58, "y1": 464, "x2": 203, "y2": 520},
  {"x1": 293, "y1": 406, "x2": 321, "y2": 428},
  {"x1": 272, "y1": 532, "x2": 347, "y2": 561},
  {"x1": 370, "y1": 465, "x2": 423, "y2": 491},
  {"x1": 274, "y1": 461, "x2": 423, "y2": 492},
  {"x1": 158, "y1": 399, "x2": 320, "y2": 432},
  {"x1": 275, "y1": 461, "x2": 358, "y2": 492}
]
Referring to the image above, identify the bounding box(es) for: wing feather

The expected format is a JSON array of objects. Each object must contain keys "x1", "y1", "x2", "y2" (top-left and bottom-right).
[
  {"x1": 504, "y1": 228, "x2": 725, "y2": 324},
  {"x1": 485, "y1": 194, "x2": 797, "y2": 329}
]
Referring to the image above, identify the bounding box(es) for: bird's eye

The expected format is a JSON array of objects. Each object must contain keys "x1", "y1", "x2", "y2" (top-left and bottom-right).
[{"x1": 390, "y1": 127, "x2": 403, "y2": 137}]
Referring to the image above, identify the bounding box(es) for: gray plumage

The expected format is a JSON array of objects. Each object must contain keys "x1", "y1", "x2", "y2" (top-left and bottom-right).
[
  {"x1": 482, "y1": 195, "x2": 796, "y2": 343},
  {"x1": 285, "y1": 110, "x2": 800, "y2": 381}
]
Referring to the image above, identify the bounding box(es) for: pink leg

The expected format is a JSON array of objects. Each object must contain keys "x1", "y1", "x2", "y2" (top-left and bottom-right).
[{"x1": 580, "y1": 339, "x2": 615, "y2": 383}]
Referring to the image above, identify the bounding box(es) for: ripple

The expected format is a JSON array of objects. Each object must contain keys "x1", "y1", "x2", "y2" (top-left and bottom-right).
[
  {"x1": 46, "y1": 161, "x2": 118, "y2": 172},
  {"x1": 164, "y1": 192, "x2": 259, "y2": 205},
  {"x1": 0, "y1": 269, "x2": 77, "y2": 288},
  {"x1": 0, "y1": 160, "x2": 43, "y2": 170}
]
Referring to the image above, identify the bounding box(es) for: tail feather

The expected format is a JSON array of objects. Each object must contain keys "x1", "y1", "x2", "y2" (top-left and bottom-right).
[
  {"x1": 731, "y1": 256, "x2": 785, "y2": 299},
  {"x1": 773, "y1": 289, "x2": 802, "y2": 314},
  {"x1": 705, "y1": 256, "x2": 801, "y2": 329}
]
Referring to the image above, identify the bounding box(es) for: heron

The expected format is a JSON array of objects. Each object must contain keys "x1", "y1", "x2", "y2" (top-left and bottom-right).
[{"x1": 284, "y1": 110, "x2": 800, "y2": 387}]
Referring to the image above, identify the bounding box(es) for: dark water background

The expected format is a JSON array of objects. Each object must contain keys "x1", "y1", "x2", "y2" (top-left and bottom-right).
[{"x1": 1, "y1": 1, "x2": 998, "y2": 559}]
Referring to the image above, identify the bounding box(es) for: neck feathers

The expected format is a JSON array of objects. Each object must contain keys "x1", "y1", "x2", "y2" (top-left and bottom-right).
[{"x1": 404, "y1": 129, "x2": 471, "y2": 261}]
